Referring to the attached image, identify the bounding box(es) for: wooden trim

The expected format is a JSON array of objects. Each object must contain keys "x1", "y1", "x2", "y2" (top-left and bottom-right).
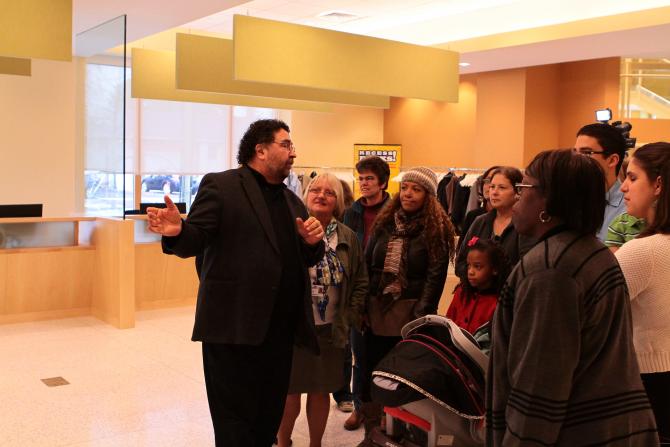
[
  {"x1": 91, "y1": 218, "x2": 135, "y2": 329},
  {"x1": 136, "y1": 297, "x2": 196, "y2": 311},
  {"x1": 0, "y1": 216, "x2": 96, "y2": 224},
  {"x1": 0, "y1": 307, "x2": 91, "y2": 325},
  {"x1": 0, "y1": 245, "x2": 94, "y2": 254}
]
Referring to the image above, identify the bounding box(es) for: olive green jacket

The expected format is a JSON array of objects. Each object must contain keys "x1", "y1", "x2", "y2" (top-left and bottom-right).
[{"x1": 329, "y1": 222, "x2": 368, "y2": 348}]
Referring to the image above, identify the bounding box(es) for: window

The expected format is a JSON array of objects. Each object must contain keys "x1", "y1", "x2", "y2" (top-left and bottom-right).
[
  {"x1": 84, "y1": 63, "x2": 136, "y2": 215},
  {"x1": 620, "y1": 58, "x2": 670, "y2": 120},
  {"x1": 84, "y1": 61, "x2": 279, "y2": 215}
]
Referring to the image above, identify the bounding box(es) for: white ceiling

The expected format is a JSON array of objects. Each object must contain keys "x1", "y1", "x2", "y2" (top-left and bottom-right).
[
  {"x1": 183, "y1": 0, "x2": 670, "y2": 45},
  {"x1": 73, "y1": 0, "x2": 248, "y2": 43},
  {"x1": 73, "y1": 0, "x2": 670, "y2": 73}
]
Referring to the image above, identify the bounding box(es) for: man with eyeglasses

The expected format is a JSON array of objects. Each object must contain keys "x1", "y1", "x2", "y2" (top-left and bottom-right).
[
  {"x1": 146, "y1": 119, "x2": 325, "y2": 446},
  {"x1": 337, "y1": 155, "x2": 391, "y2": 431},
  {"x1": 574, "y1": 123, "x2": 628, "y2": 241}
]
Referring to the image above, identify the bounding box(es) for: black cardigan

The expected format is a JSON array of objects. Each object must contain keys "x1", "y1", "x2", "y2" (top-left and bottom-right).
[{"x1": 366, "y1": 222, "x2": 450, "y2": 317}]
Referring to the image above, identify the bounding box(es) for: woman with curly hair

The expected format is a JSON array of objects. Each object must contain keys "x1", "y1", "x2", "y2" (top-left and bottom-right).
[{"x1": 356, "y1": 167, "x2": 456, "y2": 446}]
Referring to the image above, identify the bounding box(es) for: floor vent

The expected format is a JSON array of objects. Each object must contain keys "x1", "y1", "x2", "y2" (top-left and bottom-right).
[{"x1": 41, "y1": 377, "x2": 70, "y2": 387}]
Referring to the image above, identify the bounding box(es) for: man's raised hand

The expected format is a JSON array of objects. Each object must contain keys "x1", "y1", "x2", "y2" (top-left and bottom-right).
[
  {"x1": 296, "y1": 216, "x2": 324, "y2": 246},
  {"x1": 147, "y1": 195, "x2": 183, "y2": 237}
]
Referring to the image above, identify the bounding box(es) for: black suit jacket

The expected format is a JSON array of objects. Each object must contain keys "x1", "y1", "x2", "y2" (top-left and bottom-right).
[{"x1": 162, "y1": 166, "x2": 324, "y2": 351}]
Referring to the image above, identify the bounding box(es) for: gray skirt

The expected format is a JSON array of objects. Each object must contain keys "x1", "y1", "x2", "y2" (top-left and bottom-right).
[{"x1": 287, "y1": 323, "x2": 345, "y2": 394}]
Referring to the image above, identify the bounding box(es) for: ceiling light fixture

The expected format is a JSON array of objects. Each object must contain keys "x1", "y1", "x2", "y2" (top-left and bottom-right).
[
  {"x1": 459, "y1": 62, "x2": 471, "y2": 67},
  {"x1": 316, "y1": 10, "x2": 363, "y2": 24}
]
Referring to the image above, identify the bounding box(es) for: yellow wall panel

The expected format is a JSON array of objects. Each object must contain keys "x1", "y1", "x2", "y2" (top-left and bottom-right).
[
  {"x1": 132, "y1": 48, "x2": 331, "y2": 112},
  {"x1": 0, "y1": 0, "x2": 72, "y2": 61},
  {"x1": 0, "y1": 56, "x2": 31, "y2": 76},
  {"x1": 176, "y1": 33, "x2": 389, "y2": 108},
  {"x1": 233, "y1": 15, "x2": 459, "y2": 102}
]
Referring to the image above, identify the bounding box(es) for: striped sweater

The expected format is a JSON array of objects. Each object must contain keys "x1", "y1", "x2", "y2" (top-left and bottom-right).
[{"x1": 487, "y1": 230, "x2": 658, "y2": 446}]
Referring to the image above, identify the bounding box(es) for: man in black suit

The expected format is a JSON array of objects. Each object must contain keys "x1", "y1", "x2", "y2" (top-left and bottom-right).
[{"x1": 147, "y1": 119, "x2": 325, "y2": 446}]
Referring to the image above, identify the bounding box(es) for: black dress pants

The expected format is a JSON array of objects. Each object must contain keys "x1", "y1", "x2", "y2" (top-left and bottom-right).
[
  {"x1": 360, "y1": 330, "x2": 402, "y2": 403},
  {"x1": 202, "y1": 334, "x2": 294, "y2": 447},
  {"x1": 641, "y1": 371, "x2": 670, "y2": 444}
]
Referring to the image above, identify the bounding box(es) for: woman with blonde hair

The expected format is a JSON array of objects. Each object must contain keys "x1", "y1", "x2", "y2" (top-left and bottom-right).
[{"x1": 277, "y1": 172, "x2": 368, "y2": 447}]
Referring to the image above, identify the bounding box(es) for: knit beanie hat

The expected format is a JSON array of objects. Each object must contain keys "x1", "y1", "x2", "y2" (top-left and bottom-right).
[{"x1": 401, "y1": 167, "x2": 438, "y2": 196}]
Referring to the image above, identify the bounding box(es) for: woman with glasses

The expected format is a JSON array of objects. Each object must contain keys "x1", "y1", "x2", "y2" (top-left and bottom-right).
[
  {"x1": 276, "y1": 172, "x2": 368, "y2": 447},
  {"x1": 357, "y1": 167, "x2": 456, "y2": 446},
  {"x1": 458, "y1": 165, "x2": 500, "y2": 249},
  {"x1": 487, "y1": 149, "x2": 658, "y2": 446},
  {"x1": 455, "y1": 166, "x2": 533, "y2": 282},
  {"x1": 615, "y1": 142, "x2": 670, "y2": 443}
]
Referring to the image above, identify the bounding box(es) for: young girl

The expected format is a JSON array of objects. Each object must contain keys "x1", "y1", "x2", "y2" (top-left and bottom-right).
[{"x1": 447, "y1": 236, "x2": 510, "y2": 335}]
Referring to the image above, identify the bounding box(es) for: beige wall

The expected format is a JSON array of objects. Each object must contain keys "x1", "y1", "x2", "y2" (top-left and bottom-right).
[
  {"x1": 558, "y1": 57, "x2": 621, "y2": 147},
  {"x1": 472, "y1": 68, "x2": 527, "y2": 169},
  {"x1": 0, "y1": 59, "x2": 76, "y2": 216},
  {"x1": 383, "y1": 57, "x2": 642, "y2": 171},
  {"x1": 384, "y1": 78, "x2": 478, "y2": 168},
  {"x1": 523, "y1": 64, "x2": 561, "y2": 166},
  {"x1": 290, "y1": 105, "x2": 384, "y2": 168}
]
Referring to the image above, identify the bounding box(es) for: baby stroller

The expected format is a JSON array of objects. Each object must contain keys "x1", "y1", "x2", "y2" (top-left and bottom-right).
[{"x1": 370, "y1": 315, "x2": 488, "y2": 447}]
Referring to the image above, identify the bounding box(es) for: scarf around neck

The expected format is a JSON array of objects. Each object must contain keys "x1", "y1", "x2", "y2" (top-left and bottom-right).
[
  {"x1": 381, "y1": 209, "x2": 424, "y2": 300},
  {"x1": 314, "y1": 219, "x2": 344, "y2": 288}
]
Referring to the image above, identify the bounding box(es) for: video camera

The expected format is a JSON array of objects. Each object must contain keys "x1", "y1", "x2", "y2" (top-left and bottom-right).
[{"x1": 595, "y1": 108, "x2": 637, "y2": 149}]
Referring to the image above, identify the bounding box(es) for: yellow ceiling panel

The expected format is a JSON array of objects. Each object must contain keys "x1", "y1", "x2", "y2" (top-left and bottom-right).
[
  {"x1": 0, "y1": 0, "x2": 72, "y2": 61},
  {"x1": 0, "y1": 56, "x2": 31, "y2": 76},
  {"x1": 131, "y1": 48, "x2": 332, "y2": 112},
  {"x1": 232, "y1": 15, "x2": 459, "y2": 102},
  {"x1": 176, "y1": 33, "x2": 389, "y2": 108}
]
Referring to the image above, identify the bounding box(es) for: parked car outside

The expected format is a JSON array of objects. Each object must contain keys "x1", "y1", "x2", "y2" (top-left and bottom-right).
[{"x1": 142, "y1": 175, "x2": 179, "y2": 194}]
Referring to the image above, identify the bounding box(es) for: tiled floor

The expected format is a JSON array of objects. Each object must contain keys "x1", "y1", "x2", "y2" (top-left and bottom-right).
[{"x1": 0, "y1": 308, "x2": 364, "y2": 446}]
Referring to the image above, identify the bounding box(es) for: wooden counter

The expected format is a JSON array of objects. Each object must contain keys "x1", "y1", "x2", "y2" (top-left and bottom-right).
[{"x1": 0, "y1": 216, "x2": 198, "y2": 328}]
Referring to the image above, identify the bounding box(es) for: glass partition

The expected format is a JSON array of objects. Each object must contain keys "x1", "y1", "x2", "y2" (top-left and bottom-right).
[
  {"x1": 76, "y1": 15, "x2": 131, "y2": 217},
  {"x1": 0, "y1": 222, "x2": 76, "y2": 249}
]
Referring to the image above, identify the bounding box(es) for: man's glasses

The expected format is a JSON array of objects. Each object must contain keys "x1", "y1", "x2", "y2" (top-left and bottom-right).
[
  {"x1": 273, "y1": 140, "x2": 296, "y2": 152},
  {"x1": 573, "y1": 148, "x2": 606, "y2": 157},
  {"x1": 308, "y1": 187, "x2": 337, "y2": 198},
  {"x1": 514, "y1": 183, "x2": 538, "y2": 195}
]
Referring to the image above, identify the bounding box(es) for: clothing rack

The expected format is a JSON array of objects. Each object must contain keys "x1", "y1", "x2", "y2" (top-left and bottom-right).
[
  {"x1": 399, "y1": 166, "x2": 486, "y2": 173},
  {"x1": 291, "y1": 166, "x2": 356, "y2": 189}
]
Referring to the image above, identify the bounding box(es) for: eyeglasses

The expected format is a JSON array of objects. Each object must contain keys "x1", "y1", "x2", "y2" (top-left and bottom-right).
[
  {"x1": 482, "y1": 178, "x2": 492, "y2": 184},
  {"x1": 273, "y1": 140, "x2": 296, "y2": 152},
  {"x1": 308, "y1": 187, "x2": 337, "y2": 198},
  {"x1": 514, "y1": 183, "x2": 538, "y2": 195},
  {"x1": 573, "y1": 148, "x2": 606, "y2": 157}
]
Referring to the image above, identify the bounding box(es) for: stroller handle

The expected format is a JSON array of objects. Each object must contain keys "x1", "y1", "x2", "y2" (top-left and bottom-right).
[{"x1": 401, "y1": 315, "x2": 489, "y2": 372}]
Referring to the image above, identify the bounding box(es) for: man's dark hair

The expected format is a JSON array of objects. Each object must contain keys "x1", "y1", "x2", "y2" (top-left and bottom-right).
[
  {"x1": 355, "y1": 156, "x2": 391, "y2": 190},
  {"x1": 526, "y1": 149, "x2": 606, "y2": 235},
  {"x1": 633, "y1": 142, "x2": 670, "y2": 237},
  {"x1": 576, "y1": 123, "x2": 628, "y2": 175},
  {"x1": 237, "y1": 119, "x2": 290, "y2": 165}
]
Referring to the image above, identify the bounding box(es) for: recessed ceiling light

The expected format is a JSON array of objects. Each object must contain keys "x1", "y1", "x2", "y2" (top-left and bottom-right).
[
  {"x1": 317, "y1": 10, "x2": 363, "y2": 24},
  {"x1": 459, "y1": 62, "x2": 471, "y2": 67}
]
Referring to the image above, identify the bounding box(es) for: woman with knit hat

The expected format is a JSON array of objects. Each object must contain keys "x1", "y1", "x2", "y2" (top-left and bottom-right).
[{"x1": 356, "y1": 167, "x2": 456, "y2": 446}]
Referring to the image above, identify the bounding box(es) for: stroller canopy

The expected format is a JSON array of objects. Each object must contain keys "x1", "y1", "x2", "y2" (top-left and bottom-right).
[{"x1": 372, "y1": 316, "x2": 488, "y2": 419}]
